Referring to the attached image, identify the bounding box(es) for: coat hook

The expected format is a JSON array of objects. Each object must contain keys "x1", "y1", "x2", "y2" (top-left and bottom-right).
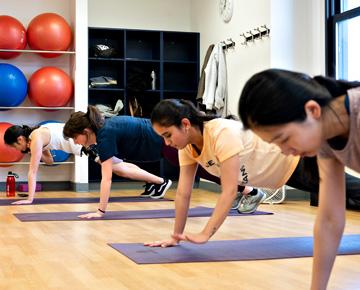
[
  {"x1": 240, "y1": 33, "x2": 247, "y2": 45},
  {"x1": 260, "y1": 25, "x2": 270, "y2": 37},
  {"x1": 246, "y1": 31, "x2": 254, "y2": 43}
]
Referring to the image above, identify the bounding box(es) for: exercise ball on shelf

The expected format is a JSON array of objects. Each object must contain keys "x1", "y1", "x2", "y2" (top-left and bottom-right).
[
  {"x1": 0, "y1": 122, "x2": 24, "y2": 167},
  {"x1": 28, "y1": 66, "x2": 73, "y2": 107},
  {"x1": 0, "y1": 63, "x2": 27, "y2": 107},
  {"x1": 27, "y1": 12, "x2": 72, "y2": 58},
  {"x1": 0, "y1": 15, "x2": 27, "y2": 59},
  {"x1": 38, "y1": 120, "x2": 70, "y2": 163}
]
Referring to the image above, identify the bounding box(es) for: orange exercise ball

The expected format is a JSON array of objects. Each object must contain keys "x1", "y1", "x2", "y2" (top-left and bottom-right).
[
  {"x1": 28, "y1": 67, "x2": 73, "y2": 107},
  {"x1": 0, "y1": 122, "x2": 24, "y2": 166},
  {"x1": 0, "y1": 15, "x2": 27, "y2": 59},
  {"x1": 27, "y1": 13, "x2": 72, "y2": 58}
]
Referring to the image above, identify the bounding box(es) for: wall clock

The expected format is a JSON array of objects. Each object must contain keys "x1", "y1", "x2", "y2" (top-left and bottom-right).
[{"x1": 219, "y1": 0, "x2": 234, "y2": 23}]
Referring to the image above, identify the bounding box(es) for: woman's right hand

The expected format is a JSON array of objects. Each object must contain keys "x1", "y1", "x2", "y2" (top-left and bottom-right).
[
  {"x1": 11, "y1": 199, "x2": 33, "y2": 205},
  {"x1": 144, "y1": 236, "x2": 180, "y2": 248},
  {"x1": 78, "y1": 212, "x2": 104, "y2": 219}
]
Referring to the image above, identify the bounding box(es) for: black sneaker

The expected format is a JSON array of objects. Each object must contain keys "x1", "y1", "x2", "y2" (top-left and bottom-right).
[
  {"x1": 150, "y1": 179, "x2": 172, "y2": 199},
  {"x1": 139, "y1": 183, "x2": 156, "y2": 197}
]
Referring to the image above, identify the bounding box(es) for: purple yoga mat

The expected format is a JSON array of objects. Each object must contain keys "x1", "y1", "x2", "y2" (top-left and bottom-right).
[
  {"x1": 109, "y1": 235, "x2": 360, "y2": 264},
  {"x1": 0, "y1": 196, "x2": 172, "y2": 206},
  {"x1": 14, "y1": 206, "x2": 272, "y2": 222}
]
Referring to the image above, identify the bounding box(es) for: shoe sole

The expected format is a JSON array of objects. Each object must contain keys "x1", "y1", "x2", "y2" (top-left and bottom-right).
[
  {"x1": 150, "y1": 180, "x2": 172, "y2": 199},
  {"x1": 237, "y1": 192, "x2": 267, "y2": 214}
]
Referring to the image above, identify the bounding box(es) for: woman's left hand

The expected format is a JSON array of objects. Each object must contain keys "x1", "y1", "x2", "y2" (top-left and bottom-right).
[
  {"x1": 172, "y1": 232, "x2": 210, "y2": 244},
  {"x1": 78, "y1": 212, "x2": 103, "y2": 219}
]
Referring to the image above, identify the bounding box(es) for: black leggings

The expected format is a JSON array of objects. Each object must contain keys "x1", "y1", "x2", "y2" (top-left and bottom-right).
[
  {"x1": 161, "y1": 144, "x2": 245, "y2": 192},
  {"x1": 286, "y1": 156, "x2": 360, "y2": 198}
]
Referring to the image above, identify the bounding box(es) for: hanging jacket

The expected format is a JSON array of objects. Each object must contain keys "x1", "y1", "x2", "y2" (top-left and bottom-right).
[
  {"x1": 202, "y1": 42, "x2": 228, "y2": 115},
  {"x1": 197, "y1": 44, "x2": 215, "y2": 100}
]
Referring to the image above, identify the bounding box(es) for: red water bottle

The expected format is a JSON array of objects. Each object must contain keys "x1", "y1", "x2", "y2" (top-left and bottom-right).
[{"x1": 6, "y1": 171, "x2": 18, "y2": 197}]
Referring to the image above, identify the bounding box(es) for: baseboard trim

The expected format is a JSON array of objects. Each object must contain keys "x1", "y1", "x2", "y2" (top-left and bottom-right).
[
  {"x1": 0, "y1": 181, "x2": 176, "y2": 193},
  {"x1": 1, "y1": 181, "x2": 74, "y2": 192}
]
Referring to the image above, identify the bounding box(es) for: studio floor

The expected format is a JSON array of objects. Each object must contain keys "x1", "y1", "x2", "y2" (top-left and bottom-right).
[{"x1": 0, "y1": 188, "x2": 359, "y2": 290}]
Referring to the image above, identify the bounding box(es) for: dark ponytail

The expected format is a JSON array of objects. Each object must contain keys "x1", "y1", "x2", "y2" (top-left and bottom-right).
[
  {"x1": 4, "y1": 125, "x2": 39, "y2": 145},
  {"x1": 151, "y1": 99, "x2": 218, "y2": 131},
  {"x1": 313, "y1": 75, "x2": 360, "y2": 98},
  {"x1": 63, "y1": 105, "x2": 104, "y2": 139}
]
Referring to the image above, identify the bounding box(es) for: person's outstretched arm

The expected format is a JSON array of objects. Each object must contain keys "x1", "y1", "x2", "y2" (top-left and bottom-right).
[
  {"x1": 311, "y1": 157, "x2": 346, "y2": 290},
  {"x1": 12, "y1": 137, "x2": 44, "y2": 205},
  {"x1": 179, "y1": 154, "x2": 239, "y2": 244},
  {"x1": 78, "y1": 158, "x2": 113, "y2": 219},
  {"x1": 144, "y1": 163, "x2": 198, "y2": 247}
]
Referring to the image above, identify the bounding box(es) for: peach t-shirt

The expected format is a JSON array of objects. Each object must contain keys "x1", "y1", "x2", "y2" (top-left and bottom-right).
[{"x1": 179, "y1": 118, "x2": 299, "y2": 189}]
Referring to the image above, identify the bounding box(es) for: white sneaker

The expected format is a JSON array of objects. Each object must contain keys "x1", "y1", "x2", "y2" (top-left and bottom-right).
[
  {"x1": 231, "y1": 192, "x2": 243, "y2": 210},
  {"x1": 237, "y1": 189, "x2": 266, "y2": 214}
]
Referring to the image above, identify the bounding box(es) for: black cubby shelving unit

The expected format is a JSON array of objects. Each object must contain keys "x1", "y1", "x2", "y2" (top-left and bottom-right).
[{"x1": 88, "y1": 27, "x2": 199, "y2": 182}]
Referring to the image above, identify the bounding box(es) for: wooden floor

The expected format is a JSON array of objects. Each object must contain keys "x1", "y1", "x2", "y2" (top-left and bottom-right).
[{"x1": 0, "y1": 188, "x2": 359, "y2": 290}]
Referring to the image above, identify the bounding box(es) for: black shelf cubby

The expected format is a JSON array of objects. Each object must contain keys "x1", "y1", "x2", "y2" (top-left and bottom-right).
[
  {"x1": 88, "y1": 89, "x2": 125, "y2": 113},
  {"x1": 89, "y1": 28, "x2": 124, "y2": 59},
  {"x1": 163, "y1": 32, "x2": 199, "y2": 61},
  {"x1": 89, "y1": 59, "x2": 124, "y2": 88},
  {"x1": 88, "y1": 27, "x2": 199, "y2": 183},
  {"x1": 163, "y1": 62, "x2": 198, "y2": 91},
  {"x1": 126, "y1": 30, "x2": 160, "y2": 60}
]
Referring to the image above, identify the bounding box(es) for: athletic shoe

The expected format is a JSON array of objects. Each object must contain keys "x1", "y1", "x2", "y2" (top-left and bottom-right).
[
  {"x1": 139, "y1": 183, "x2": 156, "y2": 197},
  {"x1": 231, "y1": 191, "x2": 243, "y2": 210},
  {"x1": 151, "y1": 179, "x2": 172, "y2": 199},
  {"x1": 237, "y1": 189, "x2": 266, "y2": 214}
]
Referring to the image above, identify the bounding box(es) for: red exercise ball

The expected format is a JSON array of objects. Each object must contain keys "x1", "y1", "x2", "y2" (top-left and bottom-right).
[
  {"x1": 28, "y1": 67, "x2": 73, "y2": 107},
  {"x1": 0, "y1": 122, "x2": 24, "y2": 166},
  {"x1": 27, "y1": 13, "x2": 72, "y2": 58},
  {"x1": 0, "y1": 15, "x2": 27, "y2": 59}
]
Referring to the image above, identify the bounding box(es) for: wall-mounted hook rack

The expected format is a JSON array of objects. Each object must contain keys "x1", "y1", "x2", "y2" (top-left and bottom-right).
[{"x1": 240, "y1": 25, "x2": 270, "y2": 45}]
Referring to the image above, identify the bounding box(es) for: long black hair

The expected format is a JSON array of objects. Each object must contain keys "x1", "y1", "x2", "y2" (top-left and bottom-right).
[
  {"x1": 238, "y1": 68, "x2": 360, "y2": 128},
  {"x1": 4, "y1": 125, "x2": 39, "y2": 145},
  {"x1": 63, "y1": 105, "x2": 104, "y2": 139},
  {"x1": 151, "y1": 99, "x2": 218, "y2": 132}
]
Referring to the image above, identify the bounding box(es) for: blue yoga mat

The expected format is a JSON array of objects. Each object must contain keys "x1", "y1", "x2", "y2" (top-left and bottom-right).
[
  {"x1": 0, "y1": 196, "x2": 172, "y2": 206},
  {"x1": 14, "y1": 206, "x2": 272, "y2": 222},
  {"x1": 109, "y1": 235, "x2": 360, "y2": 264}
]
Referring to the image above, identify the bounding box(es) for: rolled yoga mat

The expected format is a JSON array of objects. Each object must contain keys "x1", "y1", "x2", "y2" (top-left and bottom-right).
[
  {"x1": 109, "y1": 235, "x2": 360, "y2": 264},
  {"x1": 14, "y1": 206, "x2": 273, "y2": 222},
  {"x1": 0, "y1": 196, "x2": 173, "y2": 206}
]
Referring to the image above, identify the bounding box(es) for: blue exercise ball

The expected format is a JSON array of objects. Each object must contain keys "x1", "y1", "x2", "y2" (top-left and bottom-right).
[
  {"x1": 0, "y1": 63, "x2": 27, "y2": 106},
  {"x1": 38, "y1": 120, "x2": 70, "y2": 163}
]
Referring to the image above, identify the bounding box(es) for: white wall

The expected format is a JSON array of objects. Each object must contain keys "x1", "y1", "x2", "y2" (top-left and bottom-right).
[
  {"x1": 270, "y1": 0, "x2": 325, "y2": 75},
  {"x1": 189, "y1": 0, "x2": 325, "y2": 114},
  {"x1": 88, "y1": 0, "x2": 192, "y2": 31},
  {"x1": 190, "y1": 0, "x2": 271, "y2": 115},
  {"x1": 189, "y1": 0, "x2": 326, "y2": 116}
]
